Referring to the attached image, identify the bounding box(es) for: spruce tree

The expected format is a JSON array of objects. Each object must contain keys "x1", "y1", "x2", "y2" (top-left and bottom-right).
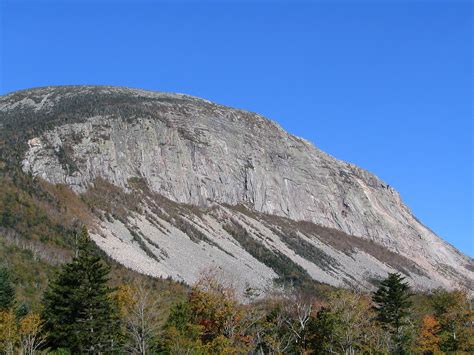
[
  {"x1": 42, "y1": 227, "x2": 120, "y2": 353},
  {"x1": 372, "y1": 272, "x2": 413, "y2": 353},
  {"x1": 0, "y1": 267, "x2": 15, "y2": 311}
]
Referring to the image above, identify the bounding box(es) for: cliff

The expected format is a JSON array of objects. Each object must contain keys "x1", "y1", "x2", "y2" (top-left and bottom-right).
[{"x1": 1, "y1": 86, "x2": 471, "y2": 292}]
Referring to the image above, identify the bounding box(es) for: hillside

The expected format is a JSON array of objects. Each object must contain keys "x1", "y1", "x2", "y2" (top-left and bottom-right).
[{"x1": 0, "y1": 85, "x2": 472, "y2": 294}]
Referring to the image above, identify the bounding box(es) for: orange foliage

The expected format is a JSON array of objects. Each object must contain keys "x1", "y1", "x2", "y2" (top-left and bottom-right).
[{"x1": 416, "y1": 315, "x2": 440, "y2": 354}]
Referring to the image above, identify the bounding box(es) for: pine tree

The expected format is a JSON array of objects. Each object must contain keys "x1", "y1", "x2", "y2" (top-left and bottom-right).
[
  {"x1": 41, "y1": 227, "x2": 120, "y2": 353},
  {"x1": 0, "y1": 267, "x2": 15, "y2": 311},
  {"x1": 372, "y1": 272, "x2": 413, "y2": 353}
]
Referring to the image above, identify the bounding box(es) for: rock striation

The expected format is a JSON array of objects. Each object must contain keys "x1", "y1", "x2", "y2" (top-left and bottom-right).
[{"x1": 1, "y1": 85, "x2": 472, "y2": 292}]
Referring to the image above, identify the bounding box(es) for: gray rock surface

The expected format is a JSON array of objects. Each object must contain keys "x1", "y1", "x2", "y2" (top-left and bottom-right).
[{"x1": 1, "y1": 85, "x2": 472, "y2": 291}]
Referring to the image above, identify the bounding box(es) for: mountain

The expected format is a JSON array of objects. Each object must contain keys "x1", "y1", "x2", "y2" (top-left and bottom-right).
[{"x1": 0, "y1": 85, "x2": 472, "y2": 294}]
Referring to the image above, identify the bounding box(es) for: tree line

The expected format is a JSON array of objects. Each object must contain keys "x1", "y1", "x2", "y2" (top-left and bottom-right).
[{"x1": 0, "y1": 227, "x2": 472, "y2": 354}]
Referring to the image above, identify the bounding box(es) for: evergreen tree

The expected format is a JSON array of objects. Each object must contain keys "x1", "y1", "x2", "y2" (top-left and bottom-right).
[
  {"x1": 372, "y1": 272, "x2": 413, "y2": 353},
  {"x1": 15, "y1": 302, "x2": 29, "y2": 320},
  {"x1": 307, "y1": 307, "x2": 339, "y2": 354},
  {"x1": 41, "y1": 227, "x2": 120, "y2": 353},
  {"x1": 0, "y1": 267, "x2": 15, "y2": 311}
]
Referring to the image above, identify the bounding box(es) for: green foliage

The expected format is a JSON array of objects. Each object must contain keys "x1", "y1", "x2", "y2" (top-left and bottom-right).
[
  {"x1": 0, "y1": 238, "x2": 57, "y2": 308},
  {"x1": 161, "y1": 301, "x2": 205, "y2": 353},
  {"x1": 0, "y1": 177, "x2": 73, "y2": 248},
  {"x1": 223, "y1": 219, "x2": 312, "y2": 288},
  {"x1": 272, "y1": 227, "x2": 339, "y2": 272},
  {"x1": 41, "y1": 227, "x2": 121, "y2": 353},
  {"x1": 306, "y1": 290, "x2": 377, "y2": 354},
  {"x1": 372, "y1": 272, "x2": 413, "y2": 353},
  {"x1": 15, "y1": 302, "x2": 29, "y2": 320},
  {"x1": 373, "y1": 273, "x2": 412, "y2": 328},
  {"x1": 160, "y1": 273, "x2": 252, "y2": 354},
  {"x1": 430, "y1": 288, "x2": 473, "y2": 352},
  {"x1": 0, "y1": 228, "x2": 471, "y2": 355},
  {"x1": 0, "y1": 268, "x2": 15, "y2": 311},
  {"x1": 166, "y1": 301, "x2": 192, "y2": 332},
  {"x1": 0, "y1": 265, "x2": 46, "y2": 354},
  {"x1": 0, "y1": 122, "x2": 470, "y2": 354},
  {"x1": 234, "y1": 204, "x2": 428, "y2": 277},
  {"x1": 308, "y1": 307, "x2": 339, "y2": 354}
]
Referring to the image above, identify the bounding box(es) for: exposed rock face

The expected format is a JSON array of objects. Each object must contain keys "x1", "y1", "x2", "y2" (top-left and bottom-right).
[{"x1": 1, "y1": 86, "x2": 472, "y2": 292}]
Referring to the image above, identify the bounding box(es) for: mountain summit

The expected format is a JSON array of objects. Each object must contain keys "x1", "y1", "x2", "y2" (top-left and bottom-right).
[{"x1": 1, "y1": 86, "x2": 472, "y2": 292}]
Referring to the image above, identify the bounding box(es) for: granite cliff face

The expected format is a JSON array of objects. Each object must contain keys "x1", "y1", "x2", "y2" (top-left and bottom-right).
[{"x1": 1, "y1": 86, "x2": 472, "y2": 293}]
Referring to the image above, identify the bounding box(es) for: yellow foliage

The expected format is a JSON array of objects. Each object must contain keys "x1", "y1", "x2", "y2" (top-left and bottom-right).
[
  {"x1": 416, "y1": 315, "x2": 440, "y2": 354},
  {"x1": 0, "y1": 310, "x2": 18, "y2": 353},
  {"x1": 19, "y1": 313, "x2": 42, "y2": 336},
  {"x1": 0, "y1": 311, "x2": 45, "y2": 354},
  {"x1": 19, "y1": 313, "x2": 45, "y2": 354},
  {"x1": 114, "y1": 284, "x2": 136, "y2": 317}
]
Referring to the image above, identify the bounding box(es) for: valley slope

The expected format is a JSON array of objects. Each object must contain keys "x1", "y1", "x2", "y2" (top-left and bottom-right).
[{"x1": 0, "y1": 86, "x2": 472, "y2": 293}]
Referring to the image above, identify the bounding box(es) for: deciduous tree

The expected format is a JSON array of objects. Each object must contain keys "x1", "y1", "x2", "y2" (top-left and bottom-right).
[
  {"x1": 431, "y1": 289, "x2": 473, "y2": 352},
  {"x1": 415, "y1": 314, "x2": 440, "y2": 354},
  {"x1": 161, "y1": 270, "x2": 250, "y2": 353},
  {"x1": 18, "y1": 313, "x2": 45, "y2": 355},
  {"x1": 0, "y1": 310, "x2": 17, "y2": 354},
  {"x1": 116, "y1": 281, "x2": 162, "y2": 354}
]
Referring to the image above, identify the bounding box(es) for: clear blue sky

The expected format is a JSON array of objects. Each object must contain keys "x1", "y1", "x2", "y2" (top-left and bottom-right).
[{"x1": 1, "y1": 0, "x2": 472, "y2": 256}]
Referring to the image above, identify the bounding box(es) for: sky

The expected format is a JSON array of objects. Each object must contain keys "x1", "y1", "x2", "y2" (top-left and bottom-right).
[{"x1": 1, "y1": 0, "x2": 472, "y2": 256}]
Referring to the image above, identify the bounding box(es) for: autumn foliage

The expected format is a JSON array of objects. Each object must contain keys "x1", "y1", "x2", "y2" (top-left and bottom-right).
[
  {"x1": 0, "y1": 231, "x2": 472, "y2": 354},
  {"x1": 416, "y1": 315, "x2": 441, "y2": 353}
]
